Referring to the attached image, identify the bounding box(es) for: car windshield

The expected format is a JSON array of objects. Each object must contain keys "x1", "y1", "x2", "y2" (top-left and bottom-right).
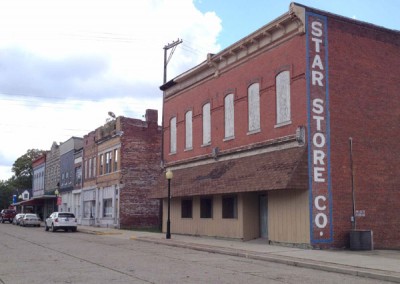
[
  {"x1": 25, "y1": 214, "x2": 37, "y2": 218},
  {"x1": 59, "y1": 213, "x2": 75, "y2": 218}
]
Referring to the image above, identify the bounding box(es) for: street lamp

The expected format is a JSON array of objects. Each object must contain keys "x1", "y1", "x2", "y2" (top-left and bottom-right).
[{"x1": 165, "y1": 169, "x2": 173, "y2": 239}]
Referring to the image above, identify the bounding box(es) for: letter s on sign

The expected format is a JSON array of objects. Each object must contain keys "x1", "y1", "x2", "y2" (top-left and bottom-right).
[{"x1": 311, "y1": 21, "x2": 323, "y2": 37}]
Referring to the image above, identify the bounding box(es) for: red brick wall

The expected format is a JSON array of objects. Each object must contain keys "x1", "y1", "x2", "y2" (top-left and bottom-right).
[
  {"x1": 119, "y1": 116, "x2": 162, "y2": 229},
  {"x1": 163, "y1": 35, "x2": 308, "y2": 164},
  {"x1": 328, "y1": 17, "x2": 400, "y2": 249}
]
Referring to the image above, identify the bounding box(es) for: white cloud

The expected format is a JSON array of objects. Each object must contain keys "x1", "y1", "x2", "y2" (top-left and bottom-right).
[{"x1": 0, "y1": 0, "x2": 222, "y2": 180}]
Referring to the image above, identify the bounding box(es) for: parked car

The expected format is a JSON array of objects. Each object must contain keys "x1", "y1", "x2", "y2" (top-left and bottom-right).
[
  {"x1": 20, "y1": 213, "x2": 41, "y2": 227},
  {"x1": 12, "y1": 213, "x2": 25, "y2": 225},
  {"x1": 45, "y1": 212, "x2": 77, "y2": 232},
  {"x1": 1, "y1": 209, "x2": 16, "y2": 223}
]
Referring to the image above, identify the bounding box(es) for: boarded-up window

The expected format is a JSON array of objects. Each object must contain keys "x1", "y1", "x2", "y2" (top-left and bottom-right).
[
  {"x1": 222, "y1": 195, "x2": 237, "y2": 219},
  {"x1": 170, "y1": 117, "x2": 177, "y2": 153},
  {"x1": 202, "y1": 103, "x2": 211, "y2": 145},
  {"x1": 276, "y1": 71, "x2": 291, "y2": 124},
  {"x1": 248, "y1": 83, "x2": 260, "y2": 132},
  {"x1": 224, "y1": 94, "x2": 234, "y2": 138},
  {"x1": 181, "y1": 199, "x2": 193, "y2": 218},
  {"x1": 185, "y1": 110, "x2": 193, "y2": 149},
  {"x1": 200, "y1": 197, "x2": 213, "y2": 218}
]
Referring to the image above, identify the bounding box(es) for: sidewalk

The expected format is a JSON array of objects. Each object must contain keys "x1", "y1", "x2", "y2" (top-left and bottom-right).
[{"x1": 77, "y1": 225, "x2": 400, "y2": 283}]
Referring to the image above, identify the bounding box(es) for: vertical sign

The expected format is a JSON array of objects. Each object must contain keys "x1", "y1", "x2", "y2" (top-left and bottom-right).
[{"x1": 306, "y1": 12, "x2": 333, "y2": 244}]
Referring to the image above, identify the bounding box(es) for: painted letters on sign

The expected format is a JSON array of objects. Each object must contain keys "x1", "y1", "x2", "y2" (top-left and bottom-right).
[{"x1": 306, "y1": 13, "x2": 333, "y2": 244}]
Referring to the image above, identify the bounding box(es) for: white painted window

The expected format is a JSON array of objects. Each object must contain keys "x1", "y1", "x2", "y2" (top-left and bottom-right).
[
  {"x1": 248, "y1": 83, "x2": 260, "y2": 132},
  {"x1": 202, "y1": 103, "x2": 211, "y2": 145},
  {"x1": 170, "y1": 117, "x2": 177, "y2": 153},
  {"x1": 88, "y1": 158, "x2": 92, "y2": 178},
  {"x1": 276, "y1": 71, "x2": 291, "y2": 124},
  {"x1": 224, "y1": 94, "x2": 234, "y2": 139},
  {"x1": 185, "y1": 110, "x2": 193, "y2": 150}
]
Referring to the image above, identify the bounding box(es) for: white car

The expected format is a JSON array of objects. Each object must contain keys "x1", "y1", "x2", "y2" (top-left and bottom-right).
[
  {"x1": 45, "y1": 212, "x2": 77, "y2": 232},
  {"x1": 20, "y1": 214, "x2": 41, "y2": 227},
  {"x1": 12, "y1": 213, "x2": 25, "y2": 225}
]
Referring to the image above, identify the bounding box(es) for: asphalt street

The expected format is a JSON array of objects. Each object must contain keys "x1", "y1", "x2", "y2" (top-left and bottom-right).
[{"x1": 0, "y1": 223, "x2": 389, "y2": 284}]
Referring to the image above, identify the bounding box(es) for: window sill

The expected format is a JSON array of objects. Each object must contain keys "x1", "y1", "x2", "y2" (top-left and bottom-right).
[
  {"x1": 184, "y1": 147, "x2": 193, "y2": 152},
  {"x1": 169, "y1": 152, "x2": 177, "y2": 156},
  {"x1": 223, "y1": 136, "x2": 235, "y2": 142},
  {"x1": 274, "y1": 120, "x2": 292, "y2": 128},
  {"x1": 247, "y1": 129, "x2": 261, "y2": 135},
  {"x1": 201, "y1": 142, "x2": 211, "y2": 148}
]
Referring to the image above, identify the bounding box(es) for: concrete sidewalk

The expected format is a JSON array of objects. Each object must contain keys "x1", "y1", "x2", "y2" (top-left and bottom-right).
[{"x1": 77, "y1": 225, "x2": 400, "y2": 283}]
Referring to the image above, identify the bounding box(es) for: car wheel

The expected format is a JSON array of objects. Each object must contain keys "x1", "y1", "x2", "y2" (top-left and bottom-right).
[
  {"x1": 51, "y1": 224, "x2": 56, "y2": 232},
  {"x1": 45, "y1": 223, "x2": 49, "y2": 231},
  {"x1": 72, "y1": 227, "x2": 77, "y2": 232}
]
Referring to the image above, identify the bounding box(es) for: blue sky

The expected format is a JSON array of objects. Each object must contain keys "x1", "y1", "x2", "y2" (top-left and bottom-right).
[
  {"x1": 0, "y1": 0, "x2": 398, "y2": 181},
  {"x1": 195, "y1": 0, "x2": 400, "y2": 49}
]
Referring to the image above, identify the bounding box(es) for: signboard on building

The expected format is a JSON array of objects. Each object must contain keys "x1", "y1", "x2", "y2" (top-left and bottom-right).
[{"x1": 306, "y1": 12, "x2": 333, "y2": 244}]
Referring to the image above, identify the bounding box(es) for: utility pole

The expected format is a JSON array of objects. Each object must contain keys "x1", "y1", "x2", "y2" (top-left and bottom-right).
[
  {"x1": 163, "y1": 39, "x2": 183, "y2": 84},
  {"x1": 161, "y1": 39, "x2": 182, "y2": 169}
]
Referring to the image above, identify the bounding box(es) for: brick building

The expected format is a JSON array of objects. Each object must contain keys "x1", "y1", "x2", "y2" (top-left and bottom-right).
[
  {"x1": 80, "y1": 110, "x2": 162, "y2": 229},
  {"x1": 153, "y1": 3, "x2": 400, "y2": 249}
]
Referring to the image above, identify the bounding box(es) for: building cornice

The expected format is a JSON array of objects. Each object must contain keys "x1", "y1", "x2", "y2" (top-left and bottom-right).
[{"x1": 163, "y1": 3, "x2": 305, "y2": 99}]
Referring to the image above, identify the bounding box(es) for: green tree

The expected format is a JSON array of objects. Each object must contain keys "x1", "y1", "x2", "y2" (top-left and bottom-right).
[
  {"x1": 10, "y1": 149, "x2": 44, "y2": 190},
  {"x1": 0, "y1": 180, "x2": 14, "y2": 209}
]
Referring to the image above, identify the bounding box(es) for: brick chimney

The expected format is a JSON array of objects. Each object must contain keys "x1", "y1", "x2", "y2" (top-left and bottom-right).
[{"x1": 145, "y1": 109, "x2": 158, "y2": 124}]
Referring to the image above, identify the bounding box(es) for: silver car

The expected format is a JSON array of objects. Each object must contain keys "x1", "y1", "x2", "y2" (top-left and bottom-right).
[
  {"x1": 45, "y1": 212, "x2": 77, "y2": 232},
  {"x1": 20, "y1": 214, "x2": 41, "y2": 227},
  {"x1": 12, "y1": 213, "x2": 25, "y2": 225}
]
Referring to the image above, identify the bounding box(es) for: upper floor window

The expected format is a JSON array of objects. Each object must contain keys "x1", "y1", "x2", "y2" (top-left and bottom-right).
[
  {"x1": 93, "y1": 157, "x2": 97, "y2": 177},
  {"x1": 248, "y1": 83, "x2": 260, "y2": 132},
  {"x1": 185, "y1": 110, "x2": 193, "y2": 150},
  {"x1": 170, "y1": 117, "x2": 177, "y2": 154},
  {"x1": 105, "y1": 151, "x2": 112, "y2": 174},
  {"x1": 276, "y1": 71, "x2": 291, "y2": 125},
  {"x1": 99, "y1": 154, "x2": 104, "y2": 175},
  {"x1": 224, "y1": 94, "x2": 234, "y2": 139},
  {"x1": 202, "y1": 103, "x2": 211, "y2": 145},
  {"x1": 113, "y1": 149, "x2": 118, "y2": 172},
  {"x1": 88, "y1": 158, "x2": 92, "y2": 178}
]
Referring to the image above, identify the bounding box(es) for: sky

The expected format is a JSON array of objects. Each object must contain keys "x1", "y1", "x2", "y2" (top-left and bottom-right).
[{"x1": 0, "y1": 0, "x2": 399, "y2": 181}]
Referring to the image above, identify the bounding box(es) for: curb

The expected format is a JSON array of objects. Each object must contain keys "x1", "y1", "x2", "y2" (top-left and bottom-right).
[{"x1": 133, "y1": 237, "x2": 400, "y2": 283}]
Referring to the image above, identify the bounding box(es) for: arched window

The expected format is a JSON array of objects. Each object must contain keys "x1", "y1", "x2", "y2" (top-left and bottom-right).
[
  {"x1": 185, "y1": 110, "x2": 193, "y2": 150},
  {"x1": 224, "y1": 94, "x2": 234, "y2": 139},
  {"x1": 276, "y1": 71, "x2": 291, "y2": 125},
  {"x1": 202, "y1": 103, "x2": 211, "y2": 145},
  {"x1": 248, "y1": 83, "x2": 260, "y2": 132},
  {"x1": 170, "y1": 117, "x2": 177, "y2": 153}
]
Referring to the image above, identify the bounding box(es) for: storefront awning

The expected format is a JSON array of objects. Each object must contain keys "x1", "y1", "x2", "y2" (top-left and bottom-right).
[
  {"x1": 12, "y1": 195, "x2": 57, "y2": 206},
  {"x1": 152, "y1": 146, "x2": 308, "y2": 198}
]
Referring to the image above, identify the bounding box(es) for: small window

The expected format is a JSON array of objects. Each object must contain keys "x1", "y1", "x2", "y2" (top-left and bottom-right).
[
  {"x1": 248, "y1": 83, "x2": 260, "y2": 132},
  {"x1": 103, "y1": 199, "x2": 112, "y2": 217},
  {"x1": 276, "y1": 71, "x2": 291, "y2": 125},
  {"x1": 200, "y1": 197, "x2": 213, "y2": 219},
  {"x1": 202, "y1": 103, "x2": 211, "y2": 145},
  {"x1": 114, "y1": 149, "x2": 118, "y2": 171},
  {"x1": 222, "y1": 195, "x2": 237, "y2": 219},
  {"x1": 185, "y1": 110, "x2": 193, "y2": 150},
  {"x1": 99, "y1": 154, "x2": 104, "y2": 175},
  {"x1": 181, "y1": 199, "x2": 193, "y2": 218},
  {"x1": 224, "y1": 94, "x2": 234, "y2": 139},
  {"x1": 170, "y1": 117, "x2": 177, "y2": 153}
]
